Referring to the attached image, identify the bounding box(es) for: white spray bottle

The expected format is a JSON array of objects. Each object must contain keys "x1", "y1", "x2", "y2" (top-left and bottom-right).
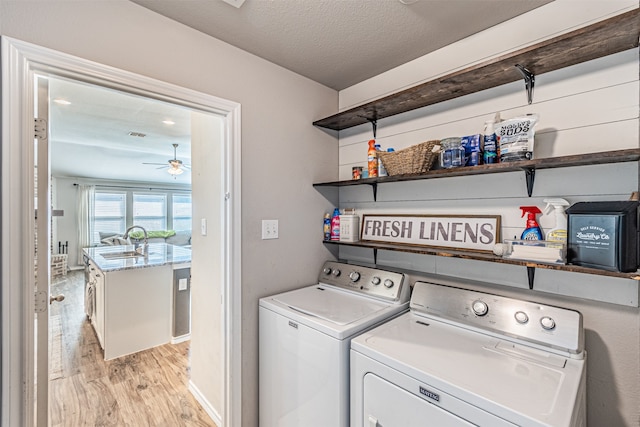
[{"x1": 543, "y1": 198, "x2": 570, "y2": 243}]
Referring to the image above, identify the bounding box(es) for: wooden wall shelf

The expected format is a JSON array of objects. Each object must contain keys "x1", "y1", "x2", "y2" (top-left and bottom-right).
[
  {"x1": 324, "y1": 240, "x2": 640, "y2": 288},
  {"x1": 313, "y1": 9, "x2": 640, "y2": 131},
  {"x1": 313, "y1": 149, "x2": 640, "y2": 199}
]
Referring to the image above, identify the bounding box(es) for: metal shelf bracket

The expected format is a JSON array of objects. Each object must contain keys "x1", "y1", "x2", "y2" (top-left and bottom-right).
[
  {"x1": 527, "y1": 266, "x2": 535, "y2": 290},
  {"x1": 515, "y1": 64, "x2": 535, "y2": 105},
  {"x1": 373, "y1": 248, "x2": 378, "y2": 265},
  {"x1": 369, "y1": 182, "x2": 378, "y2": 201},
  {"x1": 367, "y1": 119, "x2": 378, "y2": 139},
  {"x1": 523, "y1": 167, "x2": 535, "y2": 197}
]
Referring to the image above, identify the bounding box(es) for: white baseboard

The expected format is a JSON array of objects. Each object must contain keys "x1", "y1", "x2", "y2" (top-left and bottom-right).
[
  {"x1": 189, "y1": 380, "x2": 223, "y2": 426},
  {"x1": 171, "y1": 334, "x2": 191, "y2": 344}
]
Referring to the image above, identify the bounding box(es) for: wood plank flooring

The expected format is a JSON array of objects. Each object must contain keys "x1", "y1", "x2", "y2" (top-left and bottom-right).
[{"x1": 49, "y1": 270, "x2": 216, "y2": 427}]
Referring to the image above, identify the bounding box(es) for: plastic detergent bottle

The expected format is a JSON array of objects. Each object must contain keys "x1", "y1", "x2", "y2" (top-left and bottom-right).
[
  {"x1": 483, "y1": 120, "x2": 498, "y2": 164},
  {"x1": 376, "y1": 144, "x2": 389, "y2": 177},
  {"x1": 367, "y1": 140, "x2": 378, "y2": 178},
  {"x1": 543, "y1": 198, "x2": 570, "y2": 243},
  {"x1": 330, "y1": 208, "x2": 341, "y2": 241},
  {"x1": 323, "y1": 212, "x2": 331, "y2": 241},
  {"x1": 520, "y1": 206, "x2": 543, "y2": 240}
]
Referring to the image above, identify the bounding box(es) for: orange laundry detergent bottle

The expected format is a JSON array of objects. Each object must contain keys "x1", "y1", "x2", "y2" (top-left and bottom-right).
[{"x1": 367, "y1": 140, "x2": 378, "y2": 178}]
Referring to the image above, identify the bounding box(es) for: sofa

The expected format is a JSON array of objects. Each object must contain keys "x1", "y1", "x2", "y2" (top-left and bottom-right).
[{"x1": 99, "y1": 230, "x2": 191, "y2": 247}]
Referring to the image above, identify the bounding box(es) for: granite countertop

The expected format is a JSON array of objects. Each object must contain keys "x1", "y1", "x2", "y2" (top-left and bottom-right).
[{"x1": 83, "y1": 243, "x2": 191, "y2": 272}]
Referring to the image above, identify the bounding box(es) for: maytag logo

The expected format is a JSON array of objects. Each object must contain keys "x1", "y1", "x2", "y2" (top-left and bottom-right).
[
  {"x1": 419, "y1": 386, "x2": 440, "y2": 402},
  {"x1": 288, "y1": 321, "x2": 298, "y2": 329}
]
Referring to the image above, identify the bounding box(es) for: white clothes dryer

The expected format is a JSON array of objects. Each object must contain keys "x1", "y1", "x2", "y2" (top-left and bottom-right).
[
  {"x1": 259, "y1": 260, "x2": 410, "y2": 427},
  {"x1": 351, "y1": 280, "x2": 587, "y2": 427}
]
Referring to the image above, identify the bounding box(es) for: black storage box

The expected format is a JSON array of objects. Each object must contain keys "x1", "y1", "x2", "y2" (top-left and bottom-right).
[{"x1": 566, "y1": 201, "x2": 638, "y2": 272}]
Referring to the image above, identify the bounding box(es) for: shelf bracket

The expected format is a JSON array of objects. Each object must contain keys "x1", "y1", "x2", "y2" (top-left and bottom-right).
[
  {"x1": 369, "y1": 182, "x2": 378, "y2": 201},
  {"x1": 523, "y1": 167, "x2": 535, "y2": 197},
  {"x1": 527, "y1": 266, "x2": 535, "y2": 290},
  {"x1": 515, "y1": 64, "x2": 535, "y2": 105},
  {"x1": 367, "y1": 118, "x2": 378, "y2": 139},
  {"x1": 373, "y1": 248, "x2": 378, "y2": 265}
]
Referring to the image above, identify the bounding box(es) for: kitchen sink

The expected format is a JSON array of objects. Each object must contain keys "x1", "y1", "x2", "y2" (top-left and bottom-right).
[{"x1": 100, "y1": 251, "x2": 145, "y2": 259}]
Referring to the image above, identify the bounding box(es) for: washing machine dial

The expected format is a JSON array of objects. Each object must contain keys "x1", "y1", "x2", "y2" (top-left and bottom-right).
[
  {"x1": 383, "y1": 279, "x2": 394, "y2": 288},
  {"x1": 349, "y1": 271, "x2": 361, "y2": 282},
  {"x1": 472, "y1": 300, "x2": 489, "y2": 316},
  {"x1": 514, "y1": 311, "x2": 529, "y2": 324},
  {"x1": 371, "y1": 276, "x2": 381, "y2": 286},
  {"x1": 322, "y1": 267, "x2": 332, "y2": 275},
  {"x1": 540, "y1": 316, "x2": 556, "y2": 330},
  {"x1": 331, "y1": 269, "x2": 341, "y2": 277}
]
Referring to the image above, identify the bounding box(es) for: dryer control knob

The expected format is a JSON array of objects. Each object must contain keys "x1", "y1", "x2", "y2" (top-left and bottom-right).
[
  {"x1": 322, "y1": 267, "x2": 332, "y2": 275},
  {"x1": 540, "y1": 316, "x2": 556, "y2": 330},
  {"x1": 472, "y1": 300, "x2": 488, "y2": 316},
  {"x1": 349, "y1": 271, "x2": 361, "y2": 282},
  {"x1": 383, "y1": 279, "x2": 394, "y2": 288},
  {"x1": 514, "y1": 311, "x2": 529, "y2": 324},
  {"x1": 371, "y1": 276, "x2": 381, "y2": 286},
  {"x1": 332, "y1": 269, "x2": 341, "y2": 277}
]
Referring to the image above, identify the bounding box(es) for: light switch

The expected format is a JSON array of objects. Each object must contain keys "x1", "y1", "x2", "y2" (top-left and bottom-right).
[
  {"x1": 201, "y1": 218, "x2": 207, "y2": 236},
  {"x1": 178, "y1": 278, "x2": 188, "y2": 291}
]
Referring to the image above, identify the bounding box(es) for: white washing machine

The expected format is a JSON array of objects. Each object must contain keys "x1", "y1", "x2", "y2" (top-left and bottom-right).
[
  {"x1": 259, "y1": 260, "x2": 410, "y2": 427},
  {"x1": 351, "y1": 280, "x2": 587, "y2": 427}
]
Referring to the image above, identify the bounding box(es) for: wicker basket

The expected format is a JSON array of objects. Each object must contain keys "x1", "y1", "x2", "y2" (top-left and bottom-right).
[{"x1": 378, "y1": 140, "x2": 441, "y2": 176}]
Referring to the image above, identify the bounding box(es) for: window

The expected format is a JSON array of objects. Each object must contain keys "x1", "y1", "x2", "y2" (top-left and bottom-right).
[
  {"x1": 172, "y1": 193, "x2": 192, "y2": 231},
  {"x1": 93, "y1": 192, "x2": 126, "y2": 244},
  {"x1": 133, "y1": 193, "x2": 167, "y2": 231}
]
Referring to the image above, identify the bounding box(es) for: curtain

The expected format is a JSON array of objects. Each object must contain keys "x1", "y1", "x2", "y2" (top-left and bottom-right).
[{"x1": 76, "y1": 184, "x2": 95, "y2": 265}]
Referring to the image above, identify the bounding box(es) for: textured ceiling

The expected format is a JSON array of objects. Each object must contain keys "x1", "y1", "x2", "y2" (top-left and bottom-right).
[{"x1": 131, "y1": 0, "x2": 552, "y2": 90}]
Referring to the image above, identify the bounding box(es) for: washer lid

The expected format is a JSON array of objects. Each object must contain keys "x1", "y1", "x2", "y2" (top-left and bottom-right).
[{"x1": 274, "y1": 286, "x2": 388, "y2": 325}]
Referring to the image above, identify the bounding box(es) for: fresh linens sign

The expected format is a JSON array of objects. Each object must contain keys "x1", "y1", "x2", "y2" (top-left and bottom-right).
[{"x1": 361, "y1": 214, "x2": 500, "y2": 253}]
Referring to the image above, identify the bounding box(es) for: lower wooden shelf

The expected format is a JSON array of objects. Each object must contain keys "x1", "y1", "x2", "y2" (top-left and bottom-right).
[{"x1": 324, "y1": 240, "x2": 640, "y2": 287}]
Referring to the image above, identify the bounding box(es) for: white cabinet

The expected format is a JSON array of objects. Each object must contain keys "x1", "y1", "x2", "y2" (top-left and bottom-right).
[{"x1": 90, "y1": 264, "x2": 173, "y2": 360}]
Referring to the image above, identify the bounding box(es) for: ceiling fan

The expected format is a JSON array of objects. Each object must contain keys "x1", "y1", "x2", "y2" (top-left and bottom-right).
[{"x1": 143, "y1": 143, "x2": 190, "y2": 177}]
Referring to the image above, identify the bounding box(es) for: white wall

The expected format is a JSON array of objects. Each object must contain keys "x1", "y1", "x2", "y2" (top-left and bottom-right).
[
  {"x1": 336, "y1": 1, "x2": 639, "y2": 425},
  {"x1": 0, "y1": 2, "x2": 338, "y2": 426}
]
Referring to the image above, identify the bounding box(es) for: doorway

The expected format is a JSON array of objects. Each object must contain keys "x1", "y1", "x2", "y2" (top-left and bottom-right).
[{"x1": 1, "y1": 37, "x2": 242, "y2": 427}]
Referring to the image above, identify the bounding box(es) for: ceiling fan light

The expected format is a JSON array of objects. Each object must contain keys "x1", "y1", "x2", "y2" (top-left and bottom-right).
[{"x1": 167, "y1": 167, "x2": 184, "y2": 176}]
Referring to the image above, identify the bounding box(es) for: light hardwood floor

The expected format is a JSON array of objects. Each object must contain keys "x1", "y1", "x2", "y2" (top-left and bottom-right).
[{"x1": 49, "y1": 270, "x2": 216, "y2": 427}]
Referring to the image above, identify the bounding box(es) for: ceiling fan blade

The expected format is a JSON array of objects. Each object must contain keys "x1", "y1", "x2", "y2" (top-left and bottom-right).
[{"x1": 142, "y1": 162, "x2": 168, "y2": 166}]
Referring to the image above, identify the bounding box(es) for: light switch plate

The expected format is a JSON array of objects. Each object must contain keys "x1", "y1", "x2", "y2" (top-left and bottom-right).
[
  {"x1": 201, "y1": 218, "x2": 207, "y2": 236},
  {"x1": 262, "y1": 219, "x2": 279, "y2": 240},
  {"x1": 178, "y1": 278, "x2": 188, "y2": 291}
]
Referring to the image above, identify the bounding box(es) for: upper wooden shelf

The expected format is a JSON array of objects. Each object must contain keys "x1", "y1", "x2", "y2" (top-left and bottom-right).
[{"x1": 313, "y1": 9, "x2": 640, "y2": 131}]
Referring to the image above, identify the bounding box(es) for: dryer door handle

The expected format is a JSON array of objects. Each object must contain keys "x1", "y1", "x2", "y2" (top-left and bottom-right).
[{"x1": 368, "y1": 415, "x2": 379, "y2": 427}]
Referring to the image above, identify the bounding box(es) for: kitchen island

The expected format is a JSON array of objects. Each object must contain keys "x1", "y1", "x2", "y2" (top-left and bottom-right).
[{"x1": 84, "y1": 243, "x2": 191, "y2": 360}]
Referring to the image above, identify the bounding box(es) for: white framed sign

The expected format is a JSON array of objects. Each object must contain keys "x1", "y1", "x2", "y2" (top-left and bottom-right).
[{"x1": 361, "y1": 214, "x2": 501, "y2": 253}]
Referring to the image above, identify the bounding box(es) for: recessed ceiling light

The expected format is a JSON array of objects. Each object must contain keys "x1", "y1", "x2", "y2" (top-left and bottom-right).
[
  {"x1": 53, "y1": 98, "x2": 71, "y2": 105},
  {"x1": 162, "y1": 120, "x2": 175, "y2": 125}
]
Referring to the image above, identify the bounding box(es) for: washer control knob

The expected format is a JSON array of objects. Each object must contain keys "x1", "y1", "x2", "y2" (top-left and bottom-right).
[
  {"x1": 349, "y1": 271, "x2": 361, "y2": 282},
  {"x1": 383, "y1": 279, "x2": 394, "y2": 288},
  {"x1": 472, "y1": 300, "x2": 488, "y2": 316},
  {"x1": 540, "y1": 316, "x2": 556, "y2": 330},
  {"x1": 371, "y1": 276, "x2": 381, "y2": 286},
  {"x1": 514, "y1": 311, "x2": 529, "y2": 324},
  {"x1": 322, "y1": 267, "x2": 332, "y2": 275},
  {"x1": 332, "y1": 269, "x2": 341, "y2": 277}
]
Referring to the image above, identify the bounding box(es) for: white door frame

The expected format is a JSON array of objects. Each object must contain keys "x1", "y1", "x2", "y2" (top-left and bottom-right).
[{"x1": 0, "y1": 36, "x2": 243, "y2": 427}]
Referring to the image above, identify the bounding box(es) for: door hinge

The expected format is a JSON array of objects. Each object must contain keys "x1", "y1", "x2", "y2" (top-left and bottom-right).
[
  {"x1": 34, "y1": 290, "x2": 48, "y2": 313},
  {"x1": 34, "y1": 118, "x2": 48, "y2": 141},
  {"x1": 225, "y1": 192, "x2": 231, "y2": 201}
]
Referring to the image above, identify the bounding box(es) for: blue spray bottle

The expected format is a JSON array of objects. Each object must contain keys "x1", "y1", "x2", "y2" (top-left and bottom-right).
[{"x1": 519, "y1": 206, "x2": 543, "y2": 240}]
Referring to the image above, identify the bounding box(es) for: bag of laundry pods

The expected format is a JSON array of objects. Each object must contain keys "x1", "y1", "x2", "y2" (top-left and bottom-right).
[{"x1": 496, "y1": 114, "x2": 539, "y2": 162}]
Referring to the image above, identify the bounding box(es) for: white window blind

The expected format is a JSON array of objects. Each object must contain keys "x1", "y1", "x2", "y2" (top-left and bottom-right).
[
  {"x1": 173, "y1": 193, "x2": 192, "y2": 231},
  {"x1": 93, "y1": 192, "x2": 126, "y2": 244},
  {"x1": 133, "y1": 193, "x2": 167, "y2": 231}
]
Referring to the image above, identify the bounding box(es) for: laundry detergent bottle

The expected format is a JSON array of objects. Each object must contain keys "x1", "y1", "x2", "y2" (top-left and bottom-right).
[
  {"x1": 543, "y1": 198, "x2": 570, "y2": 243},
  {"x1": 330, "y1": 208, "x2": 341, "y2": 241},
  {"x1": 367, "y1": 140, "x2": 378, "y2": 178},
  {"x1": 519, "y1": 206, "x2": 543, "y2": 240}
]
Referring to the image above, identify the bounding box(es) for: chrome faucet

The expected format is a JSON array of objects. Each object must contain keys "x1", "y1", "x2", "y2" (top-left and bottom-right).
[{"x1": 123, "y1": 225, "x2": 149, "y2": 256}]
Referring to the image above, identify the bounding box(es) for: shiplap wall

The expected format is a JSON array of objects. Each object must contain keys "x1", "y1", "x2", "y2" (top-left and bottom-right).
[
  {"x1": 337, "y1": 48, "x2": 639, "y2": 306},
  {"x1": 335, "y1": 7, "x2": 640, "y2": 425}
]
